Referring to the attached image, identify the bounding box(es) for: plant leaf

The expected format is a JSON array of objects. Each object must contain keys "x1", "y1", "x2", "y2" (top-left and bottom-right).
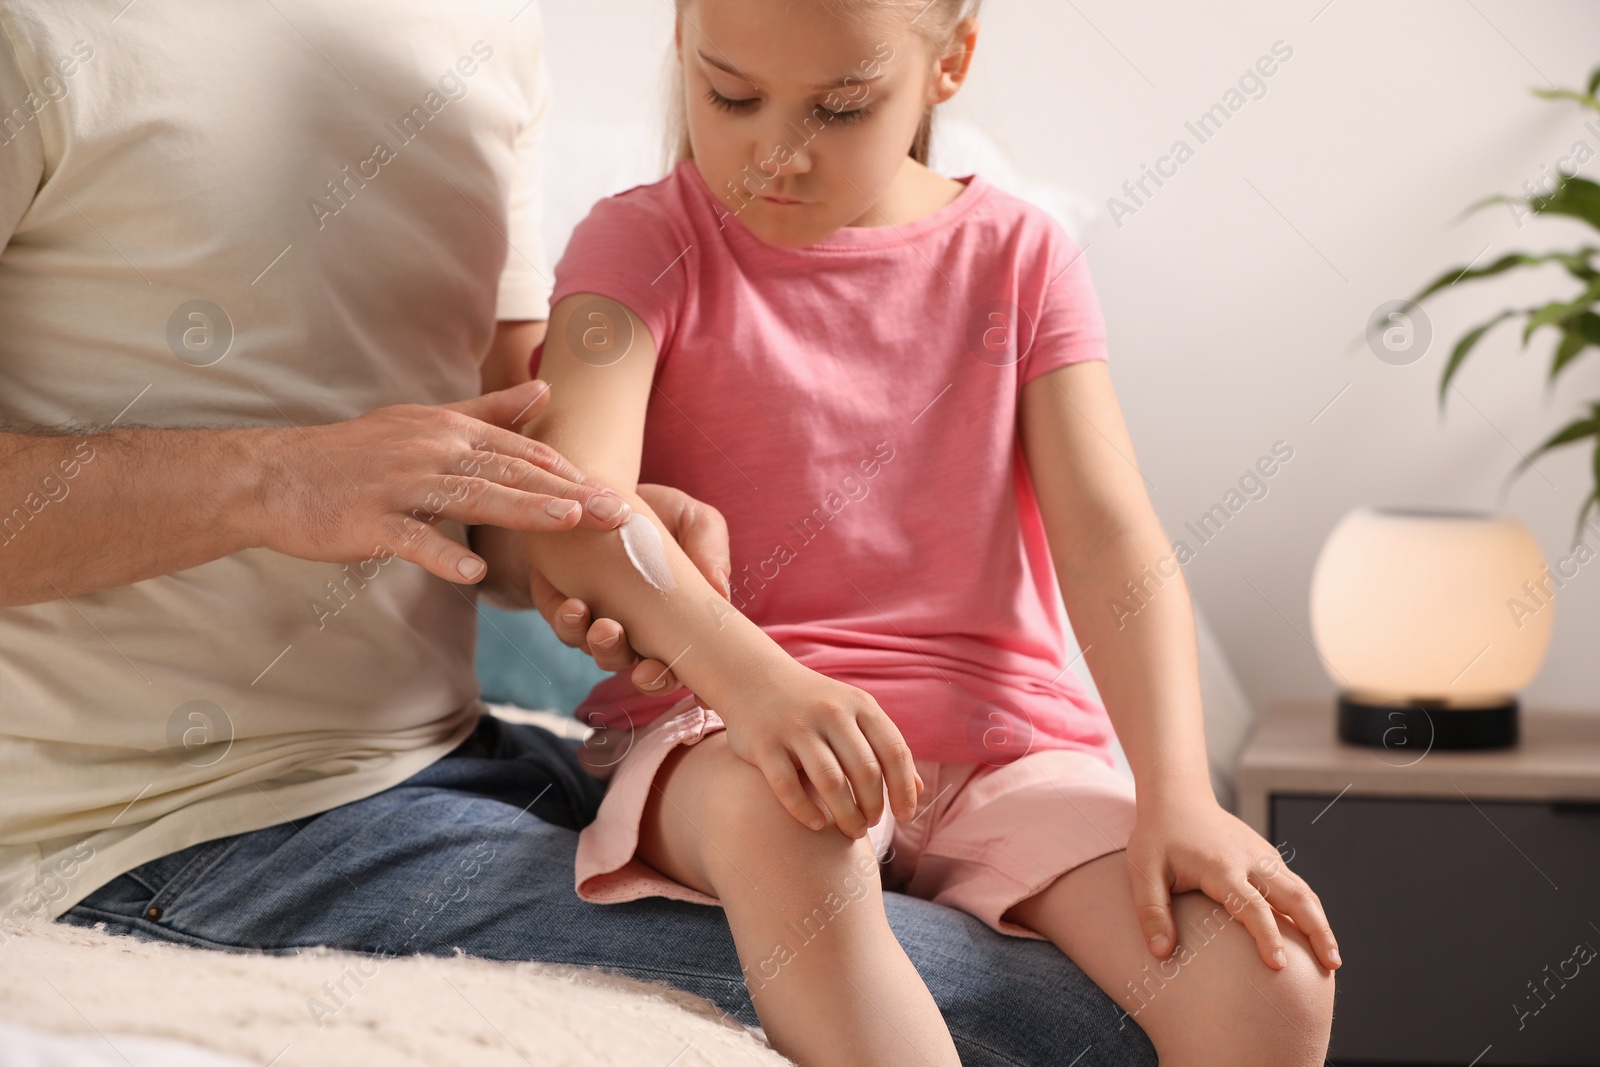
[
  {"x1": 1438, "y1": 309, "x2": 1517, "y2": 407},
  {"x1": 1574, "y1": 486, "x2": 1600, "y2": 551},
  {"x1": 1530, "y1": 87, "x2": 1600, "y2": 113},
  {"x1": 1590, "y1": 63, "x2": 1600, "y2": 98},
  {"x1": 1527, "y1": 175, "x2": 1600, "y2": 234},
  {"x1": 1579, "y1": 411, "x2": 1600, "y2": 547},
  {"x1": 1521, "y1": 278, "x2": 1600, "y2": 345},
  {"x1": 1550, "y1": 310, "x2": 1600, "y2": 383},
  {"x1": 1562, "y1": 253, "x2": 1600, "y2": 282},
  {"x1": 1524, "y1": 300, "x2": 1580, "y2": 345},
  {"x1": 1411, "y1": 248, "x2": 1599, "y2": 303},
  {"x1": 1505, "y1": 412, "x2": 1600, "y2": 503},
  {"x1": 1458, "y1": 192, "x2": 1516, "y2": 223}
]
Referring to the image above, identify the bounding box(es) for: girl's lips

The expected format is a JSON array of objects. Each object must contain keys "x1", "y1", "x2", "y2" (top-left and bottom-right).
[{"x1": 761, "y1": 195, "x2": 806, "y2": 205}]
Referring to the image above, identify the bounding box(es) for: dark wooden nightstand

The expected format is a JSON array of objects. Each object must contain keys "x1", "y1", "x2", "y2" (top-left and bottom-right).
[{"x1": 1236, "y1": 701, "x2": 1600, "y2": 1067}]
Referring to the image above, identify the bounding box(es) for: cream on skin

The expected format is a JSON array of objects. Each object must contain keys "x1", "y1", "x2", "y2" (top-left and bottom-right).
[{"x1": 618, "y1": 512, "x2": 676, "y2": 594}]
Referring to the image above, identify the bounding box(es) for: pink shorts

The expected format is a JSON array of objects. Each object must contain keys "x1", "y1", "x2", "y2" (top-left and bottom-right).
[{"x1": 574, "y1": 699, "x2": 1139, "y2": 939}]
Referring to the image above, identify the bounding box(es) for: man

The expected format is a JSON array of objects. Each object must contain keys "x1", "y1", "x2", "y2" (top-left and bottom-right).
[{"x1": 0, "y1": 2, "x2": 1155, "y2": 1062}]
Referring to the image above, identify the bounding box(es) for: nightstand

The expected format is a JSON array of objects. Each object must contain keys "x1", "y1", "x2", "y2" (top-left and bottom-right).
[{"x1": 1236, "y1": 701, "x2": 1600, "y2": 1067}]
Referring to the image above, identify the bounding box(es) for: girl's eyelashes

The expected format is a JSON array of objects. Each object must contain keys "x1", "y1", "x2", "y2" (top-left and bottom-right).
[
  {"x1": 705, "y1": 87, "x2": 758, "y2": 113},
  {"x1": 702, "y1": 87, "x2": 873, "y2": 126},
  {"x1": 822, "y1": 105, "x2": 872, "y2": 126}
]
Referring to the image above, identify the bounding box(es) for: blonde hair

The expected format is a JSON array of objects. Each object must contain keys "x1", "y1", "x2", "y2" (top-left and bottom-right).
[{"x1": 662, "y1": 0, "x2": 979, "y2": 173}]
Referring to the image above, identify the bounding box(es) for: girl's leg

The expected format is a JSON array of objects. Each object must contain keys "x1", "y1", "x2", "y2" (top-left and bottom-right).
[
  {"x1": 637, "y1": 731, "x2": 960, "y2": 1067},
  {"x1": 1004, "y1": 851, "x2": 1334, "y2": 1067}
]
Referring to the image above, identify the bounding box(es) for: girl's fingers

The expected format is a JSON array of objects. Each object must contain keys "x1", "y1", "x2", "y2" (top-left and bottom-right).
[
  {"x1": 529, "y1": 570, "x2": 582, "y2": 641},
  {"x1": 551, "y1": 599, "x2": 591, "y2": 648},
  {"x1": 637, "y1": 485, "x2": 732, "y2": 598},
  {"x1": 583, "y1": 618, "x2": 639, "y2": 673},
  {"x1": 1252, "y1": 863, "x2": 1341, "y2": 970},
  {"x1": 793, "y1": 739, "x2": 868, "y2": 838},
  {"x1": 1127, "y1": 853, "x2": 1176, "y2": 958},
  {"x1": 757, "y1": 750, "x2": 830, "y2": 831},
  {"x1": 856, "y1": 711, "x2": 918, "y2": 822},
  {"x1": 1205, "y1": 868, "x2": 1286, "y2": 970},
  {"x1": 629, "y1": 658, "x2": 678, "y2": 695},
  {"x1": 824, "y1": 722, "x2": 886, "y2": 830},
  {"x1": 674, "y1": 499, "x2": 731, "y2": 596}
]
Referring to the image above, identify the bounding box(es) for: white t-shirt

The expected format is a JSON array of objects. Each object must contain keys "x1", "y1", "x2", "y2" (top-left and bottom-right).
[{"x1": 0, "y1": 0, "x2": 553, "y2": 921}]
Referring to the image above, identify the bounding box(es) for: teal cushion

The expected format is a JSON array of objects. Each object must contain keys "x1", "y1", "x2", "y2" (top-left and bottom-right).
[{"x1": 474, "y1": 603, "x2": 606, "y2": 714}]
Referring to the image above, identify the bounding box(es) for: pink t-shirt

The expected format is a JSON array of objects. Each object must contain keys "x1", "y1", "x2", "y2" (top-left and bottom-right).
[{"x1": 537, "y1": 159, "x2": 1117, "y2": 767}]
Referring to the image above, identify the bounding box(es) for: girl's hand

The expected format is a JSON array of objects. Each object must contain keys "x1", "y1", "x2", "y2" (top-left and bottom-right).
[
  {"x1": 720, "y1": 661, "x2": 922, "y2": 839},
  {"x1": 1126, "y1": 785, "x2": 1341, "y2": 972}
]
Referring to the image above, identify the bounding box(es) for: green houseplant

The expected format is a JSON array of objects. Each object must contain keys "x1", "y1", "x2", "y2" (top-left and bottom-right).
[{"x1": 1409, "y1": 63, "x2": 1600, "y2": 546}]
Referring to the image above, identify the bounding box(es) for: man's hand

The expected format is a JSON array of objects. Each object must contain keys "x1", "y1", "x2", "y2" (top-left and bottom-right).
[
  {"x1": 530, "y1": 483, "x2": 732, "y2": 695},
  {"x1": 260, "y1": 379, "x2": 631, "y2": 585}
]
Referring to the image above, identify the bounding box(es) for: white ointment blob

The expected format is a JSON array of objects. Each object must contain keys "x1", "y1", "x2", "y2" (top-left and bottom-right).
[{"x1": 619, "y1": 513, "x2": 676, "y2": 594}]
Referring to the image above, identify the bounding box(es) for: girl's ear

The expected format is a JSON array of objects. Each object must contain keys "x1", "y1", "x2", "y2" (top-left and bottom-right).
[{"x1": 929, "y1": 17, "x2": 978, "y2": 105}]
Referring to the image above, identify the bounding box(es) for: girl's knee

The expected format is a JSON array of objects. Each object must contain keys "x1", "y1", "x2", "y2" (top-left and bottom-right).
[
  {"x1": 1166, "y1": 891, "x2": 1333, "y2": 1063},
  {"x1": 674, "y1": 735, "x2": 880, "y2": 891},
  {"x1": 1251, "y1": 926, "x2": 1334, "y2": 1061}
]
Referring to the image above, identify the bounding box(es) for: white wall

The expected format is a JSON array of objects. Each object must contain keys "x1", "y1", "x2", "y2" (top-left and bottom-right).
[{"x1": 538, "y1": 0, "x2": 1600, "y2": 715}]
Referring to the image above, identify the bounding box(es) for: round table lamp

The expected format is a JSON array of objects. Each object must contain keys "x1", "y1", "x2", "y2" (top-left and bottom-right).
[{"x1": 1309, "y1": 506, "x2": 1554, "y2": 749}]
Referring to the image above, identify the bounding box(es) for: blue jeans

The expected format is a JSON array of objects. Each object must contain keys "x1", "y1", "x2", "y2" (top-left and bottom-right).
[{"x1": 60, "y1": 714, "x2": 1156, "y2": 1066}]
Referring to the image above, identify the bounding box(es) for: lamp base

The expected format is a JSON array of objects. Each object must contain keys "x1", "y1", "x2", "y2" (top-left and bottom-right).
[{"x1": 1336, "y1": 695, "x2": 1519, "y2": 750}]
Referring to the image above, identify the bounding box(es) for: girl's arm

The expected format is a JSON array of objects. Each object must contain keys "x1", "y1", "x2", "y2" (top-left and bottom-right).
[
  {"x1": 473, "y1": 317, "x2": 728, "y2": 695},
  {"x1": 521, "y1": 293, "x2": 921, "y2": 837},
  {"x1": 1020, "y1": 360, "x2": 1340, "y2": 973}
]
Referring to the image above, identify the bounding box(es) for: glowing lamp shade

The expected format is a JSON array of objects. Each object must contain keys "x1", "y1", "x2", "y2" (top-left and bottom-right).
[{"x1": 1309, "y1": 506, "x2": 1553, "y2": 749}]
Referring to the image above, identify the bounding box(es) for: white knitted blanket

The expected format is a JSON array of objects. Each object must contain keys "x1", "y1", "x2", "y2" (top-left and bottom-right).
[{"x1": 0, "y1": 918, "x2": 789, "y2": 1067}]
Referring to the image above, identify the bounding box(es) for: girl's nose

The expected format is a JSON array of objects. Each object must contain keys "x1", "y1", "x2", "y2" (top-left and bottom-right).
[{"x1": 760, "y1": 130, "x2": 812, "y2": 177}]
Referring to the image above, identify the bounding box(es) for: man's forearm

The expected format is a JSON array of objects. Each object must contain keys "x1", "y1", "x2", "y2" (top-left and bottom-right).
[{"x1": 0, "y1": 428, "x2": 269, "y2": 607}]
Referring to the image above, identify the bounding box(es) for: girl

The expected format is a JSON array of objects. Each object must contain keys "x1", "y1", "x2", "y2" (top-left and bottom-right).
[{"x1": 523, "y1": 1, "x2": 1339, "y2": 1063}]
